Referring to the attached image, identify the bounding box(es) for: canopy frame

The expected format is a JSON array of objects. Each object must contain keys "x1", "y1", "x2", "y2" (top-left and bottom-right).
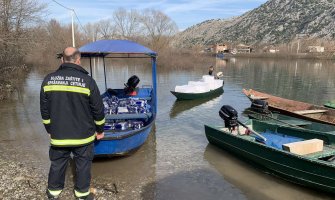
[{"x1": 78, "y1": 40, "x2": 158, "y2": 114}]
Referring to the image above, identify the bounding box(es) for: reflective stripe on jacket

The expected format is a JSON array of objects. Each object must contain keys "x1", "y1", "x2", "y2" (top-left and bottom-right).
[{"x1": 40, "y1": 63, "x2": 105, "y2": 147}]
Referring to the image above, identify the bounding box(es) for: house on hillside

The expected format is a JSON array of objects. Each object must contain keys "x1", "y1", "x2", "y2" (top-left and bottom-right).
[
  {"x1": 214, "y1": 43, "x2": 228, "y2": 54},
  {"x1": 269, "y1": 49, "x2": 280, "y2": 53},
  {"x1": 236, "y1": 44, "x2": 252, "y2": 53},
  {"x1": 263, "y1": 46, "x2": 279, "y2": 53},
  {"x1": 203, "y1": 43, "x2": 229, "y2": 54},
  {"x1": 307, "y1": 46, "x2": 324, "y2": 53}
]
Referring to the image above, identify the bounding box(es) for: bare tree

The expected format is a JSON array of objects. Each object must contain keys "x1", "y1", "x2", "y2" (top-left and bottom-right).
[
  {"x1": 0, "y1": 0, "x2": 46, "y2": 66},
  {"x1": 24, "y1": 18, "x2": 89, "y2": 69},
  {"x1": 113, "y1": 8, "x2": 140, "y2": 39},
  {"x1": 46, "y1": 20, "x2": 73, "y2": 50},
  {"x1": 84, "y1": 22, "x2": 100, "y2": 42},
  {"x1": 96, "y1": 19, "x2": 116, "y2": 40},
  {"x1": 139, "y1": 9, "x2": 178, "y2": 50}
]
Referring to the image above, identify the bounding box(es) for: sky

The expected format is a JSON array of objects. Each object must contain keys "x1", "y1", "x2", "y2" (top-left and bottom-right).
[{"x1": 41, "y1": 0, "x2": 268, "y2": 30}]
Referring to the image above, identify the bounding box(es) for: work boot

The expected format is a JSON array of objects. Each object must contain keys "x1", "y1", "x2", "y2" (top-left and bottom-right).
[
  {"x1": 76, "y1": 192, "x2": 94, "y2": 200},
  {"x1": 46, "y1": 190, "x2": 59, "y2": 200}
]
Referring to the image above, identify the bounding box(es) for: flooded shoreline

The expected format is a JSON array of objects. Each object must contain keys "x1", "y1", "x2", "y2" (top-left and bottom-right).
[
  {"x1": 225, "y1": 52, "x2": 335, "y2": 60},
  {"x1": 1, "y1": 57, "x2": 335, "y2": 199}
]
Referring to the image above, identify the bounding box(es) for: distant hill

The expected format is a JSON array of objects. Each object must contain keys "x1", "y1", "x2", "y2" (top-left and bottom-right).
[{"x1": 174, "y1": 0, "x2": 335, "y2": 47}]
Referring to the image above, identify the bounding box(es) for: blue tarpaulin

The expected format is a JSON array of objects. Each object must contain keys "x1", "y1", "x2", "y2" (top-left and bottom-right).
[
  {"x1": 79, "y1": 40, "x2": 157, "y2": 57},
  {"x1": 262, "y1": 130, "x2": 304, "y2": 150}
]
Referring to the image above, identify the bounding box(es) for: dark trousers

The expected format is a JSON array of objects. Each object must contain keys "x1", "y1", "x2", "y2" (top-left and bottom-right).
[{"x1": 48, "y1": 143, "x2": 94, "y2": 197}]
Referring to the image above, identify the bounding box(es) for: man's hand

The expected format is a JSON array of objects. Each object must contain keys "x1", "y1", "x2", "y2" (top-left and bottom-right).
[{"x1": 96, "y1": 132, "x2": 104, "y2": 140}]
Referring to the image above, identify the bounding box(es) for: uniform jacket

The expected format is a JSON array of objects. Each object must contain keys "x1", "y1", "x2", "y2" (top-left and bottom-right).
[{"x1": 40, "y1": 63, "x2": 105, "y2": 147}]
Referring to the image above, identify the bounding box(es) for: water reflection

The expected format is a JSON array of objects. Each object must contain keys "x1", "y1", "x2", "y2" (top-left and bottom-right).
[
  {"x1": 91, "y1": 128, "x2": 157, "y2": 199},
  {"x1": 216, "y1": 58, "x2": 335, "y2": 104},
  {"x1": 169, "y1": 91, "x2": 223, "y2": 119},
  {"x1": 203, "y1": 144, "x2": 333, "y2": 200},
  {"x1": 141, "y1": 168, "x2": 247, "y2": 200},
  {"x1": 215, "y1": 58, "x2": 228, "y2": 68}
]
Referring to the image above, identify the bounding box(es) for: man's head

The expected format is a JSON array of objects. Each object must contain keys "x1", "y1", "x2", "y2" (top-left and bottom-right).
[{"x1": 62, "y1": 47, "x2": 81, "y2": 65}]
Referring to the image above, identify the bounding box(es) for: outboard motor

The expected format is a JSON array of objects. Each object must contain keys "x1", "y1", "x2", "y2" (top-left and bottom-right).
[
  {"x1": 124, "y1": 75, "x2": 140, "y2": 95},
  {"x1": 219, "y1": 105, "x2": 238, "y2": 130},
  {"x1": 250, "y1": 99, "x2": 270, "y2": 114}
]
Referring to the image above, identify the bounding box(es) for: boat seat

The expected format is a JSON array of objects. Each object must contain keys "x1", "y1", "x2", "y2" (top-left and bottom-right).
[
  {"x1": 280, "y1": 119, "x2": 312, "y2": 126},
  {"x1": 249, "y1": 95, "x2": 268, "y2": 100},
  {"x1": 293, "y1": 110, "x2": 328, "y2": 115},
  {"x1": 105, "y1": 113, "x2": 152, "y2": 121},
  {"x1": 282, "y1": 139, "x2": 323, "y2": 155}
]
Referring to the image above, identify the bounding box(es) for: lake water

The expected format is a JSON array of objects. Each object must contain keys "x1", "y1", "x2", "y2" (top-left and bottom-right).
[{"x1": 1, "y1": 57, "x2": 335, "y2": 199}]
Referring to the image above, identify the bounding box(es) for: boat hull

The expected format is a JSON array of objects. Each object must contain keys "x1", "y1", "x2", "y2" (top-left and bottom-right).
[
  {"x1": 244, "y1": 110, "x2": 335, "y2": 132},
  {"x1": 324, "y1": 102, "x2": 335, "y2": 109},
  {"x1": 94, "y1": 119, "x2": 154, "y2": 157},
  {"x1": 171, "y1": 85, "x2": 223, "y2": 100},
  {"x1": 243, "y1": 89, "x2": 335, "y2": 125},
  {"x1": 205, "y1": 122, "x2": 335, "y2": 193},
  {"x1": 94, "y1": 88, "x2": 155, "y2": 157}
]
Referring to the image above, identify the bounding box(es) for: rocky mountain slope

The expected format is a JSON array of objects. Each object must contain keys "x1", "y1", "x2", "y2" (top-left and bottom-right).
[{"x1": 174, "y1": 0, "x2": 335, "y2": 47}]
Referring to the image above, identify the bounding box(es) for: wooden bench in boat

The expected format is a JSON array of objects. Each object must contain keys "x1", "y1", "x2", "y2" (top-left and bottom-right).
[
  {"x1": 283, "y1": 139, "x2": 323, "y2": 155},
  {"x1": 248, "y1": 95, "x2": 269, "y2": 100},
  {"x1": 293, "y1": 110, "x2": 328, "y2": 115},
  {"x1": 280, "y1": 119, "x2": 312, "y2": 126}
]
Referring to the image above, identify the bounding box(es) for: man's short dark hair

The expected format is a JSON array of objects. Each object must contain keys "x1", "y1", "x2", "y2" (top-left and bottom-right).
[{"x1": 63, "y1": 50, "x2": 81, "y2": 62}]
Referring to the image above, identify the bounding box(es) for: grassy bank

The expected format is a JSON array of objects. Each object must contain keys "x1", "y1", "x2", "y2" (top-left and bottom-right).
[{"x1": 157, "y1": 50, "x2": 215, "y2": 69}]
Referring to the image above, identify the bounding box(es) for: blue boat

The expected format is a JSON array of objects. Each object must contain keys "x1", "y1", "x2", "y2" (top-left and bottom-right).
[{"x1": 79, "y1": 40, "x2": 157, "y2": 157}]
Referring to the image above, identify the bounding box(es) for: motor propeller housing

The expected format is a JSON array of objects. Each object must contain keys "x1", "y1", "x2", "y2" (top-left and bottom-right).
[
  {"x1": 251, "y1": 99, "x2": 270, "y2": 114},
  {"x1": 124, "y1": 75, "x2": 140, "y2": 94}
]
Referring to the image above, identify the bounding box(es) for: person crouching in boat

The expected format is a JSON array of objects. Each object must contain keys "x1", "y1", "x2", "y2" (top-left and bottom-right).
[
  {"x1": 208, "y1": 65, "x2": 214, "y2": 76},
  {"x1": 209, "y1": 66, "x2": 224, "y2": 80}
]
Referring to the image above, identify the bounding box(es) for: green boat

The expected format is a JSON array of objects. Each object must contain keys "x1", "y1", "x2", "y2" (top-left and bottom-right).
[
  {"x1": 170, "y1": 85, "x2": 223, "y2": 100},
  {"x1": 324, "y1": 101, "x2": 335, "y2": 109},
  {"x1": 205, "y1": 119, "x2": 335, "y2": 194},
  {"x1": 244, "y1": 109, "x2": 335, "y2": 133}
]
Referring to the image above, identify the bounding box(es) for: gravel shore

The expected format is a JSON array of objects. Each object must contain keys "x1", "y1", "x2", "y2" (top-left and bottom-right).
[
  {"x1": 0, "y1": 150, "x2": 142, "y2": 200},
  {"x1": 0, "y1": 154, "x2": 46, "y2": 199}
]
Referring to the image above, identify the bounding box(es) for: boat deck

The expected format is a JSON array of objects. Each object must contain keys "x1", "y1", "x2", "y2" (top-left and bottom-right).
[
  {"x1": 219, "y1": 126, "x2": 335, "y2": 161},
  {"x1": 307, "y1": 145, "x2": 335, "y2": 159}
]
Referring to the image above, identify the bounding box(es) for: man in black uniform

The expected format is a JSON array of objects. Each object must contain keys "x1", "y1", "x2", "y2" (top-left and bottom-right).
[{"x1": 40, "y1": 47, "x2": 105, "y2": 200}]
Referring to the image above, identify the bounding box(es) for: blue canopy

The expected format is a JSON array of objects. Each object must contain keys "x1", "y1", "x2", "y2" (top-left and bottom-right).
[{"x1": 79, "y1": 39, "x2": 157, "y2": 58}]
